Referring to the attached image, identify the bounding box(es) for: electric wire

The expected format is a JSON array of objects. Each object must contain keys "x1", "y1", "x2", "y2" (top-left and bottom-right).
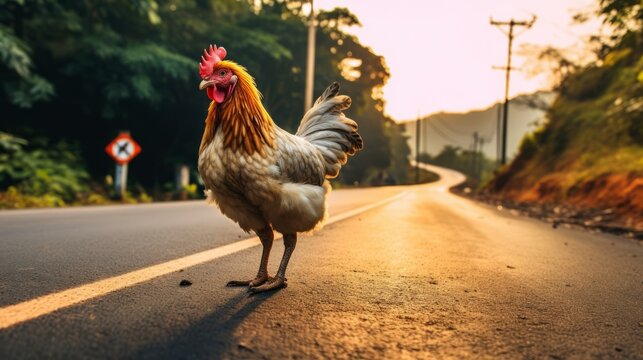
[{"x1": 427, "y1": 120, "x2": 466, "y2": 147}]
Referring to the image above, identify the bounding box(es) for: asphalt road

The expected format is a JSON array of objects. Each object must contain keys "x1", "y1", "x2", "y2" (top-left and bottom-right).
[{"x1": 0, "y1": 165, "x2": 641, "y2": 359}]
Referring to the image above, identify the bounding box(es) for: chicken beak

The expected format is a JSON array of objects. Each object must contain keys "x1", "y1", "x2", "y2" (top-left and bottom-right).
[{"x1": 199, "y1": 79, "x2": 215, "y2": 91}]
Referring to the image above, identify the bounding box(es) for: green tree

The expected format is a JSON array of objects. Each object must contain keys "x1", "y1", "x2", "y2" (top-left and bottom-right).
[{"x1": 1, "y1": 0, "x2": 411, "y2": 201}]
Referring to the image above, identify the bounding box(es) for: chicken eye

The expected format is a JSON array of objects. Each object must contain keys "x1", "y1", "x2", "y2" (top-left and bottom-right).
[{"x1": 218, "y1": 70, "x2": 227, "y2": 77}]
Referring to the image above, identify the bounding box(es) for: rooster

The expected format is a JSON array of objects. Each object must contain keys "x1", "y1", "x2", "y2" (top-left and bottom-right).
[{"x1": 196, "y1": 44, "x2": 363, "y2": 293}]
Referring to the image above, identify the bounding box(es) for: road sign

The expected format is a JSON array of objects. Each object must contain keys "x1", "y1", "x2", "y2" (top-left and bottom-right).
[{"x1": 105, "y1": 133, "x2": 141, "y2": 165}]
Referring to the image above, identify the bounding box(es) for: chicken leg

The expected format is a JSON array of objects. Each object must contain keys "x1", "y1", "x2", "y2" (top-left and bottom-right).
[
  {"x1": 226, "y1": 226, "x2": 273, "y2": 287},
  {"x1": 249, "y1": 233, "x2": 297, "y2": 294}
]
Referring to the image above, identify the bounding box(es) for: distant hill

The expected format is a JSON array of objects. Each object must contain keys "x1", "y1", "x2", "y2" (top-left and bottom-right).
[{"x1": 404, "y1": 92, "x2": 555, "y2": 161}]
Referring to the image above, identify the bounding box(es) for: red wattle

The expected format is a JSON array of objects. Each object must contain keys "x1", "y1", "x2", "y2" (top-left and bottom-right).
[
  {"x1": 213, "y1": 87, "x2": 225, "y2": 103},
  {"x1": 206, "y1": 86, "x2": 226, "y2": 103}
]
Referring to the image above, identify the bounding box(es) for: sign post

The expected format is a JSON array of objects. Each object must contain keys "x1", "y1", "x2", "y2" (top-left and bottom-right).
[
  {"x1": 105, "y1": 131, "x2": 141, "y2": 199},
  {"x1": 115, "y1": 162, "x2": 128, "y2": 197}
]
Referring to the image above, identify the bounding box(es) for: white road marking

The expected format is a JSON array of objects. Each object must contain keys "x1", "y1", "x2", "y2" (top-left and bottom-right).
[
  {"x1": 0, "y1": 191, "x2": 407, "y2": 330},
  {"x1": 0, "y1": 200, "x2": 204, "y2": 217}
]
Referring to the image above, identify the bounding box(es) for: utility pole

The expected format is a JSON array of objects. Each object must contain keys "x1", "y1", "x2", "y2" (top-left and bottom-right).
[
  {"x1": 490, "y1": 16, "x2": 536, "y2": 165},
  {"x1": 303, "y1": 0, "x2": 316, "y2": 112},
  {"x1": 470, "y1": 132, "x2": 479, "y2": 180},
  {"x1": 496, "y1": 103, "x2": 502, "y2": 164},
  {"x1": 477, "y1": 137, "x2": 485, "y2": 181},
  {"x1": 415, "y1": 117, "x2": 421, "y2": 184}
]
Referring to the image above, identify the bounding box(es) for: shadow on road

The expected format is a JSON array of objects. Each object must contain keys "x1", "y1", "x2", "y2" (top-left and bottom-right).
[{"x1": 134, "y1": 290, "x2": 277, "y2": 359}]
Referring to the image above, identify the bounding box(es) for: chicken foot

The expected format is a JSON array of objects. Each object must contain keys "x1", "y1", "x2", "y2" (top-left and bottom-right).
[
  {"x1": 249, "y1": 233, "x2": 297, "y2": 294},
  {"x1": 226, "y1": 227, "x2": 274, "y2": 287}
]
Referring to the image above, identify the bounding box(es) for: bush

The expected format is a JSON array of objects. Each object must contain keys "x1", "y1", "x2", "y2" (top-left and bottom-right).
[
  {"x1": 85, "y1": 193, "x2": 111, "y2": 205},
  {"x1": 517, "y1": 132, "x2": 539, "y2": 159},
  {"x1": 0, "y1": 132, "x2": 89, "y2": 204},
  {"x1": 561, "y1": 66, "x2": 611, "y2": 100},
  {"x1": 138, "y1": 191, "x2": 153, "y2": 203},
  {"x1": 630, "y1": 118, "x2": 643, "y2": 144},
  {"x1": 0, "y1": 186, "x2": 65, "y2": 208}
]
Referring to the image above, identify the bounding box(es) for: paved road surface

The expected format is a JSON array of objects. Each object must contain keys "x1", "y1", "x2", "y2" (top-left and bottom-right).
[{"x1": 0, "y1": 165, "x2": 641, "y2": 359}]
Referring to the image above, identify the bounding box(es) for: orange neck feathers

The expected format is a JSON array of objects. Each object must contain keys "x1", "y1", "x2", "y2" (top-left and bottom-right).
[{"x1": 199, "y1": 61, "x2": 275, "y2": 156}]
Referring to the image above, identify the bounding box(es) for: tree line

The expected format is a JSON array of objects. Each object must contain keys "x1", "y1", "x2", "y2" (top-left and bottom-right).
[{"x1": 0, "y1": 0, "x2": 411, "y2": 205}]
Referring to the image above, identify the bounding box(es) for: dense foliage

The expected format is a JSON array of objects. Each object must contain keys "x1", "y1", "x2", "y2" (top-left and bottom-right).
[
  {"x1": 486, "y1": 0, "x2": 642, "y2": 225},
  {"x1": 0, "y1": 132, "x2": 91, "y2": 207},
  {"x1": 0, "y1": 0, "x2": 410, "y2": 203}
]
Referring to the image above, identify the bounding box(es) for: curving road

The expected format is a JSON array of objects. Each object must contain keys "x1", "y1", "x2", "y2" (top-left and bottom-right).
[{"x1": 0, "y1": 165, "x2": 641, "y2": 359}]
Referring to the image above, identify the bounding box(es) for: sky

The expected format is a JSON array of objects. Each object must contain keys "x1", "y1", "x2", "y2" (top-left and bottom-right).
[{"x1": 314, "y1": 0, "x2": 603, "y2": 121}]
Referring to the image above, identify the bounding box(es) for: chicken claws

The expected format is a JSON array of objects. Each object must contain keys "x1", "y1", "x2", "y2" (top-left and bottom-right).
[
  {"x1": 226, "y1": 274, "x2": 271, "y2": 288},
  {"x1": 248, "y1": 276, "x2": 287, "y2": 294}
]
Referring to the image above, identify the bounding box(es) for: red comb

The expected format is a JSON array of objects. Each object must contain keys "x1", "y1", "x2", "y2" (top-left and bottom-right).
[{"x1": 199, "y1": 44, "x2": 227, "y2": 79}]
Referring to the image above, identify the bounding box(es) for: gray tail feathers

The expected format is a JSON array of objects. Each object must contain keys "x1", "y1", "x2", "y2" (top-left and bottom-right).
[{"x1": 296, "y1": 82, "x2": 363, "y2": 178}]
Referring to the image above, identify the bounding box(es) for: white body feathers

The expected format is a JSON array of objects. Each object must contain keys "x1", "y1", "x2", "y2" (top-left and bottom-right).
[{"x1": 198, "y1": 82, "x2": 362, "y2": 234}]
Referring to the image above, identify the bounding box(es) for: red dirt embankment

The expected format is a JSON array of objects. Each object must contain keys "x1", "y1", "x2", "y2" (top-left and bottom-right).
[{"x1": 485, "y1": 171, "x2": 643, "y2": 233}]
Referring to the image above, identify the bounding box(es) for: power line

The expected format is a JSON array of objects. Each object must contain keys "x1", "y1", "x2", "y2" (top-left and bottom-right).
[
  {"x1": 427, "y1": 120, "x2": 465, "y2": 146},
  {"x1": 434, "y1": 112, "x2": 495, "y2": 145},
  {"x1": 432, "y1": 114, "x2": 473, "y2": 136},
  {"x1": 490, "y1": 15, "x2": 536, "y2": 165},
  {"x1": 513, "y1": 6, "x2": 594, "y2": 43}
]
